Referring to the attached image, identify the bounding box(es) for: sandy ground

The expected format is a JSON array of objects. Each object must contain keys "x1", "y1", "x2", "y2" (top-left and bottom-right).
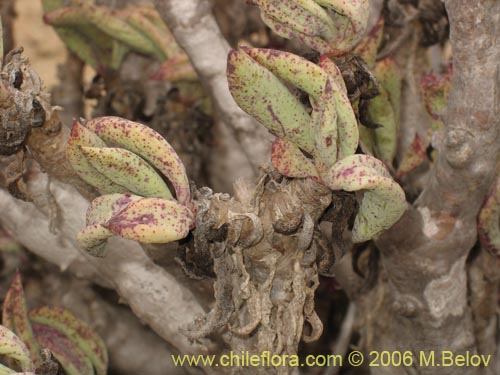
[{"x1": 13, "y1": 0, "x2": 66, "y2": 89}]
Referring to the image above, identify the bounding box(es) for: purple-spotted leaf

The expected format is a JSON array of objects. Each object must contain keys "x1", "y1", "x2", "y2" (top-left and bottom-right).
[
  {"x1": 104, "y1": 197, "x2": 193, "y2": 243},
  {"x1": 227, "y1": 48, "x2": 314, "y2": 153},
  {"x1": 151, "y1": 54, "x2": 197, "y2": 82},
  {"x1": 260, "y1": 12, "x2": 331, "y2": 53},
  {"x1": 79, "y1": 146, "x2": 173, "y2": 199},
  {"x1": 365, "y1": 57, "x2": 401, "y2": 165},
  {"x1": 77, "y1": 193, "x2": 144, "y2": 256},
  {"x1": 325, "y1": 154, "x2": 406, "y2": 242},
  {"x1": 396, "y1": 133, "x2": 428, "y2": 178},
  {"x1": 235, "y1": 47, "x2": 358, "y2": 163},
  {"x1": 29, "y1": 307, "x2": 108, "y2": 375},
  {"x1": 44, "y1": 4, "x2": 159, "y2": 57},
  {"x1": 241, "y1": 46, "x2": 329, "y2": 99},
  {"x1": 76, "y1": 224, "x2": 113, "y2": 257},
  {"x1": 420, "y1": 66, "x2": 452, "y2": 130},
  {"x1": 271, "y1": 139, "x2": 319, "y2": 180},
  {"x1": 32, "y1": 323, "x2": 93, "y2": 375},
  {"x1": 2, "y1": 274, "x2": 40, "y2": 367},
  {"x1": 0, "y1": 325, "x2": 33, "y2": 373},
  {"x1": 85, "y1": 117, "x2": 191, "y2": 206},
  {"x1": 253, "y1": 0, "x2": 336, "y2": 40},
  {"x1": 253, "y1": 0, "x2": 369, "y2": 54},
  {"x1": 86, "y1": 193, "x2": 143, "y2": 225},
  {"x1": 478, "y1": 169, "x2": 500, "y2": 256},
  {"x1": 66, "y1": 121, "x2": 128, "y2": 194},
  {"x1": 318, "y1": 55, "x2": 347, "y2": 92},
  {"x1": 354, "y1": 17, "x2": 384, "y2": 69}
]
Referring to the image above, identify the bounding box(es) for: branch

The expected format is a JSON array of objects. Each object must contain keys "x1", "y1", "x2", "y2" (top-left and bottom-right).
[
  {"x1": 0, "y1": 166, "x2": 212, "y2": 358},
  {"x1": 155, "y1": 0, "x2": 272, "y2": 173}
]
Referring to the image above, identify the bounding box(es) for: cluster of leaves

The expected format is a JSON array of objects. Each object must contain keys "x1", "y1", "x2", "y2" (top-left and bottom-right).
[
  {"x1": 0, "y1": 273, "x2": 107, "y2": 375},
  {"x1": 42, "y1": 0, "x2": 194, "y2": 80},
  {"x1": 66, "y1": 116, "x2": 194, "y2": 256},
  {"x1": 228, "y1": 0, "x2": 408, "y2": 243}
]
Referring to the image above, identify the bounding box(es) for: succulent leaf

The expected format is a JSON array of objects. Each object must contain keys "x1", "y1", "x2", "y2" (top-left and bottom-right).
[
  {"x1": 325, "y1": 154, "x2": 406, "y2": 242},
  {"x1": 79, "y1": 146, "x2": 173, "y2": 199},
  {"x1": 396, "y1": 133, "x2": 428, "y2": 178},
  {"x1": 77, "y1": 193, "x2": 144, "y2": 256},
  {"x1": 2, "y1": 274, "x2": 40, "y2": 367},
  {"x1": 86, "y1": 193, "x2": 143, "y2": 225},
  {"x1": 29, "y1": 307, "x2": 108, "y2": 375},
  {"x1": 116, "y1": 10, "x2": 168, "y2": 61},
  {"x1": 76, "y1": 224, "x2": 113, "y2": 257},
  {"x1": 66, "y1": 121, "x2": 128, "y2": 194},
  {"x1": 271, "y1": 139, "x2": 319, "y2": 180},
  {"x1": 228, "y1": 47, "x2": 358, "y2": 164},
  {"x1": 0, "y1": 363, "x2": 16, "y2": 375},
  {"x1": 0, "y1": 326, "x2": 33, "y2": 373},
  {"x1": 44, "y1": 5, "x2": 158, "y2": 57},
  {"x1": 254, "y1": 0, "x2": 369, "y2": 54},
  {"x1": 151, "y1": 54, "x2": 197, "y2": 82},
  {"x1": 260, "y1": 12, "x2": 331, "y2": 53},
  {"x1": 32, "y1": 324, "x2": 93, "y2": 375},
  {"x1": 364, "y1": 57, "x2": 401, "y2": 166},
  {"x1": 104, "y1": 197, "x2": 193, "y2": 243},
  {"x1": 227, "y1": 48, "x2": 314, "y2": 153},
  {"x1": 84, "y1": 117, "x2": 191, "y2": 206},
  {"x1": 420, "y1": 66, "x2": 452, "y2": 130},
  {"x1": 354, "y1": 17, "x2": 384, "y2": 69}
]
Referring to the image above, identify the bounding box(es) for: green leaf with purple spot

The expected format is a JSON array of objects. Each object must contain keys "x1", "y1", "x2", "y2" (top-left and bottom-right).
[
  {"x1": 29, "y1": 307, "x2": 108, "y2": 375},
  {"x1": 420, "y1": 66, "x2": 452, "y2": 131},
  {"x1": 104, "y1": 197, "x2": 193, "y2": 243},
  {"x1": 324, "y1": 154, "x2": 406, "y2": 242},
  {"x1": 80, "y1": 146, "x2": 173, "y2": 199},
  {"x1": 227, "y1": 48, "x2": 314, "y2": 153},
  {"x1": 32, "y1": 323, "x2": 93, "y2": 375},
  {"x1": 85, "y1": 116, "x2": 191, "y2": 206},
  {"x1": 271, "y1": 138, "x2": 319, "y2": 180},
  {"x1": 66, "y1": 121, "x2": 129, "y2": 194},
  {"x1": 0, "y1": 325, "x2": 33, "y2": 373},
  {"x1": 2, "y1": 274, "x2": 40, "y2": 367},
  {"x1": 253, "y1": 0, "x2": 369, "y2": 54},
  {"x1": 78, "y1": 193, "x2": 143, "y2": 256}
]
